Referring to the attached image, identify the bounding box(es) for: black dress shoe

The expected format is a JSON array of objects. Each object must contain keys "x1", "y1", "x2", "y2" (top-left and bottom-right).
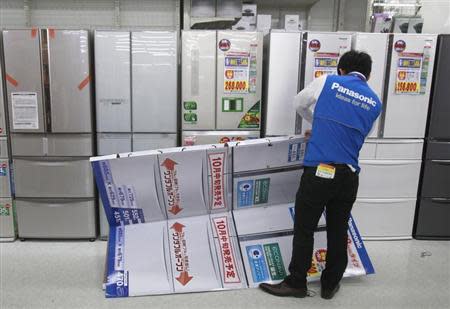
[
  {"x1": 259, "y1": 281, "x2": 307, "y2": 298},
  {"x1": 321, "y1": 284, "x2": 340, "y2": 299}
]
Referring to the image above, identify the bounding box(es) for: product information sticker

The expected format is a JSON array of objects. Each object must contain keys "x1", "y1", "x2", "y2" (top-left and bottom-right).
[
  {"x1": 313, "y1": 52, "x2": 339, "y2": 79},
  {"x1": 395, "y1": 52, "x2": 423, "y2": 94},
  {"x1": 224, "y1": 52, "x2": 250, "y2": 94}
]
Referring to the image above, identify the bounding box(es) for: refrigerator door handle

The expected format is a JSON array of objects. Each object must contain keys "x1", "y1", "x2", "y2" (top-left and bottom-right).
[
  {"x1": 431, "y1": 160, "x2": 450, "y2": 165},
  {"x1": 430, "y1": 198, "x2": 450, "y2": 204},
  {"x1": 206, "y1": 221, "x2": 222, "y2": 287},
  {"x1": 201, "y1": 159, "x2": 209, "y2": 213},
  {"x1": 153, "y1": 161, "x2": 166, "y2": 218},
  {"x1": 162, "y1": 223, "x2": 173, "y2": 291}
]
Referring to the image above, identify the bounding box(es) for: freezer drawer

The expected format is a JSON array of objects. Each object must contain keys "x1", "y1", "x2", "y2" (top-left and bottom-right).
[
  {"x1": 13, "y1": 158, "x2": 94, "y2": 198},
  {"x1": 132, "y1": 133, "x2": 177, "y2": 152},
  {"x1": 48, "y1": 30, "x2": 92, "y2": 133},
  {"x1": 132, "y1": 31, "x2": 177, "y2": 133},
  {"x1": 428, "y1": 35, "x2": 450, "y2": 140},
  {"x1": 182, "y1": 31, "x2": 216, "y2": 130},
  {"x1": 3, "y1": 29, "x2": 46, "y2": 133},
  {"x1": 11, "y1": 134, "x2": 93, "y2": 157},
  {"x1": 383, "y1": 34, "x2": 437, "y2": 138},
  {"x1": 415, "y1": 198, "x2": 450, "y2": 239},
  {"x1": 0, "y1": 198, "x2": 15, "y2": 240},
  {"x1": 95, "y1": 31, "x2": 131, "y2": 133},
  {"x1": 358, "y1": 160, "x2": 422, "y2": 198},
  {"x1": 264, "y1": 31, "x2": 302, "y2": 136},
  {"x1": 426, "y1": 141, "x2": 450, "y2": 160},
  {"x1": 0, "y1": 159, "x2": 12, "y2": 198},
  {"x1": 0, "y1": 137, "x2": 8, "y2": 158},
  {"x1": 97, "y1": 133, "x2": 132, "y2": 156},
  {"x1": 15, "y1": 198, "x2": 96, "y2": 239},
  {"x1": 421, "y1": 160, "x2": 450, "y2": 198},
  {"x1": 360, "y1": 139, "x2": 424, "y2": 160},
  {"x1": 351, "y1": 198, "x2": 416, "y2": 239}
]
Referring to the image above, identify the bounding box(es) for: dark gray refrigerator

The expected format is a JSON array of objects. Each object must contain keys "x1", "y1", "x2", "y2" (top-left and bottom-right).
[{"x1": 414, "y1": 34, "x2": 450, "y2": 239}]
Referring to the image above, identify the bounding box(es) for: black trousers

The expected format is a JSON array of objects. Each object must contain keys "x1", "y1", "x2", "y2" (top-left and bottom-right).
[{"x1": 285, "y1": 165, "x2": 359, "y2": 289}]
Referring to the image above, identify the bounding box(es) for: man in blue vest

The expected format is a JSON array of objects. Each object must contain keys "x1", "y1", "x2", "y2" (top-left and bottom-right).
[{"x1": 260, "y1": 51, "x2": 382, "y2": 299}]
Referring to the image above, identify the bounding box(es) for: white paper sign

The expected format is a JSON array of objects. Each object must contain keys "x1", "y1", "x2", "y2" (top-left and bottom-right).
[{"x1": 11, "y1": 92, "x2": 39, "y2": 130}]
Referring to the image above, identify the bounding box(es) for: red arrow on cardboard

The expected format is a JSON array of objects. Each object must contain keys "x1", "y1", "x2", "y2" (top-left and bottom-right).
[
  {"x1": 169, "y1": 205, "x2": 183, "y2": 215},
  {"x1": 176, "y1": 271, "x2": 193, "y2": 286},
  {"x1": 161, "y1": 158, "x2": 177, "y2": 170},
  {"x1": 171, "y1": 222, "x2": 185, "y2": 233}
]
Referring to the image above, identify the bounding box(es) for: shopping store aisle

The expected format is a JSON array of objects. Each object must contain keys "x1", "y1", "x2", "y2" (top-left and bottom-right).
[{"x1": 1, "y1": 240, "x2": 449, "y2": 309}]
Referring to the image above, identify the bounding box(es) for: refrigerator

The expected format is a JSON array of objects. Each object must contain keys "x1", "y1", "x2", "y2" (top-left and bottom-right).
[
  {"x1": 263, "y1": 31, "x2": 352, "y2": 136},
  {"x1": 2, "y1": 29, "x2": 96, "y2": 239},
  {"x1": 0, "y1": 51, "x2": 15, "y2": 241},
  {"x1": 182, "y1": 30, "x2": 263, "y2": 145},
  {"x1": 349, "y1": 34, "x2": 437, "y2": 240},
  {"x1": 382, "y1": 34, "x2": 438, "y2": 138},
  {"x1": 95, "y1": 30, "x2": 178, "y2": 239},
  {"x1": 415, "y1": 34, "x2": 450, "y2": 239}
]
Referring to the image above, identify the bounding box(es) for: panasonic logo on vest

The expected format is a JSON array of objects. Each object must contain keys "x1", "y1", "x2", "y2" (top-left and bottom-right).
[{"x1": 331, "y1": 82, "x2": 377, "y2": 107}]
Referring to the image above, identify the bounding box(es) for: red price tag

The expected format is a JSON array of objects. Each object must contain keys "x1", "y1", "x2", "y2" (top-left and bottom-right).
[{"x1": 224, "y1": 80, "x2": 248, "y2": 92}]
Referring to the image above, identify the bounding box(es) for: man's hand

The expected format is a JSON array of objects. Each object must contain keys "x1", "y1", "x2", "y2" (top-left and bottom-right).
[{"x1": 304, "y1": 129, "x2": 312, "y2": 141}]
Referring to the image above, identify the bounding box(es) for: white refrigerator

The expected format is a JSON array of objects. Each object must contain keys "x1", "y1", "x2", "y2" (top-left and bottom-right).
[
  {"x1": 182, "y1": 30, "x2": 263, "y2": 145},
  {"x1": 263, "y1": 31, "x2": 352, "y2": 136}
]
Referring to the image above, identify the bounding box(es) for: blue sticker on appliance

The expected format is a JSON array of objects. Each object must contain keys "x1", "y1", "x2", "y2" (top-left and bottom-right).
[
  {"x1": 246, "y1": 245, "x2": 269, "y2": 283},
  {"x1": 237, "y1": 180, "x2": 254, "y2": 207}
]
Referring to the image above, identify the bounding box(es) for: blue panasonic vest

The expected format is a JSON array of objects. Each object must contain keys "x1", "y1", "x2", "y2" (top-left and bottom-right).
[{"x1": 304, "y1": 73, "x2": 382, "y2": 172}]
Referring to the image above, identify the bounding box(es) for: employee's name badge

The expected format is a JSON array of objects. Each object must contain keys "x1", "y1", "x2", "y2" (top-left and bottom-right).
[{"x1": 315, "y1": 163, "x2": 336, "y2": 179}]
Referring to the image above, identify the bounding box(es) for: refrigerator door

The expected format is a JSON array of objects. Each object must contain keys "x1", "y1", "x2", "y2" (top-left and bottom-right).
[
  {"x1": 351, "y1": 198, "x2": 416, "y2": 239},
  {"x1": 0, "y1": 62, "x2": 7, "y2": 136},
  {"x1": 216, "y1": 31, "x2": 263, "y2": 130},
  {"x1": 15, "y1": 198, "x2": 96, "y2": 239},
  {"x1": 97, "y1": 133, "x2": 132, "y2": 156},
  {"x1": 415, "y1": 198, "x2": 450, "y2": 239},
  {"x1": 353, "y1": 33, "x2": 389, "y2": 138},
  {"x1": 421, "y1": 160, "x2": 450, "y2": 198},
  {"x1": 0, "y1": 137, "x2": 8, "y2": 158},
  {"x1": 11, "y1": 133, "x2": 93, "y2": 157},
  {"x1": 48, "y1": 29, "x2": 92, "y2": 133},
  {"x1": 182, "y1": 31, "x2": 216, "y2": 130},
  {"x1": 181, "y1": 130, "x2": 259, "y2": 146},
  {"x1": 95, "y1": 31, "x2": 131, "y2": 132},
  {"x1": 383, "y1": 34, "x2": 437, "y2": 138},
  {"x1": 0, "y1": 159, "x2": 11, "y2": 198},
  {"x1": 3, "y1": 29, "x2": 45, "y2": 132},
  {"x1": 132, "y1": 133, "x2": 177, "y2": 152},
  {"x1": 264, "y1": 31, "x2": 302, "y2": 136},
  {"x1": 132, "y1": 31, "x2": 177, "y2": 133},
  {"x1": 301, "y1": 32, "x2": 352, "y2": 134},
  {"x1": 428, "y1": 35, "x2": 450, "y2": 139},
  {"x1": 13, "y1": 158, "x2": 94, "y2": 198},
  {"x1": 0, "y1": 198, "x2": 15, "y2": 240},
  {"x1": 358, "y1": 160, "x2": 422, "y2": 198}
]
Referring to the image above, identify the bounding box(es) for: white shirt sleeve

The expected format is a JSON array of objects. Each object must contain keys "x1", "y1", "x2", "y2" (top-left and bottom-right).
[{"x1": 293, "y1": 75, "x2": 327, "y2": 124}]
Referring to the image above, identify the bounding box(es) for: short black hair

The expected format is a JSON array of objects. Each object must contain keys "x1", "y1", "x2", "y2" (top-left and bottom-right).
[{"x1": 337, "y1": 51, "x2": 372, "y2": 79}]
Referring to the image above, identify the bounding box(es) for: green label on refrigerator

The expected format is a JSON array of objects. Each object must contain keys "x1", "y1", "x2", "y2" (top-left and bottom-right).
[
  {"x1": 184, "y1": 112, "x2": 197, "y2": 123},
  {"x1": 263, "y1": 243, "x2": 286, "y2": 280},
  {"x1": 238, "y1": 101, "x2": 260, "y2": 129},
  {"x1": 184, "y1": 101, "x2": 197, "y2": 110},
  {"x1": 0, "y1": 205, "x2": 11, "y2": 216},
  {"x1": 254, "y1": 178, "x2": 270, "y2": 205}
]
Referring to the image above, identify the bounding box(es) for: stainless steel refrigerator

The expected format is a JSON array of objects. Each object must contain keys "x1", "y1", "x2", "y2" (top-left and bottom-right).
[
  {"x1": 182, "y1": 30, "x2": 263, "y2": 145},
  {"x1": 95, "y1": 30, "x2": 178, "y2": 239},
  {"x1": 2, "y1": 29, "x2": 96, "y2": 239},
  {"x1": 0, "y1": 49, "x2": 15, "y2": 241},
  {"x1": 415, "y1": 34, "x2": 450, "y2": 239}
]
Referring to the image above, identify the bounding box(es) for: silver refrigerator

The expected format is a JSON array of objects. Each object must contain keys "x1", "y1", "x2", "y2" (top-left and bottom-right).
[
  {"x1": 181, "y1": 30, "x2": 263, "y2": 145},
  {"x1": 2, "y1": 29, "x2": 96, "y2": 239},
  {"x1": 0, "y1": 48, "x2": 15, "y2": 241},
  {"x1": 95, "y1": 30, "x2": 178, "y2": 239}
]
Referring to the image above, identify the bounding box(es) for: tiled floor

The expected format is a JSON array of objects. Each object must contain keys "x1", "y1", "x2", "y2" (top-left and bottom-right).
[{"x1": 1, "y1": 239, "x2": 449, "y2": 309}]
